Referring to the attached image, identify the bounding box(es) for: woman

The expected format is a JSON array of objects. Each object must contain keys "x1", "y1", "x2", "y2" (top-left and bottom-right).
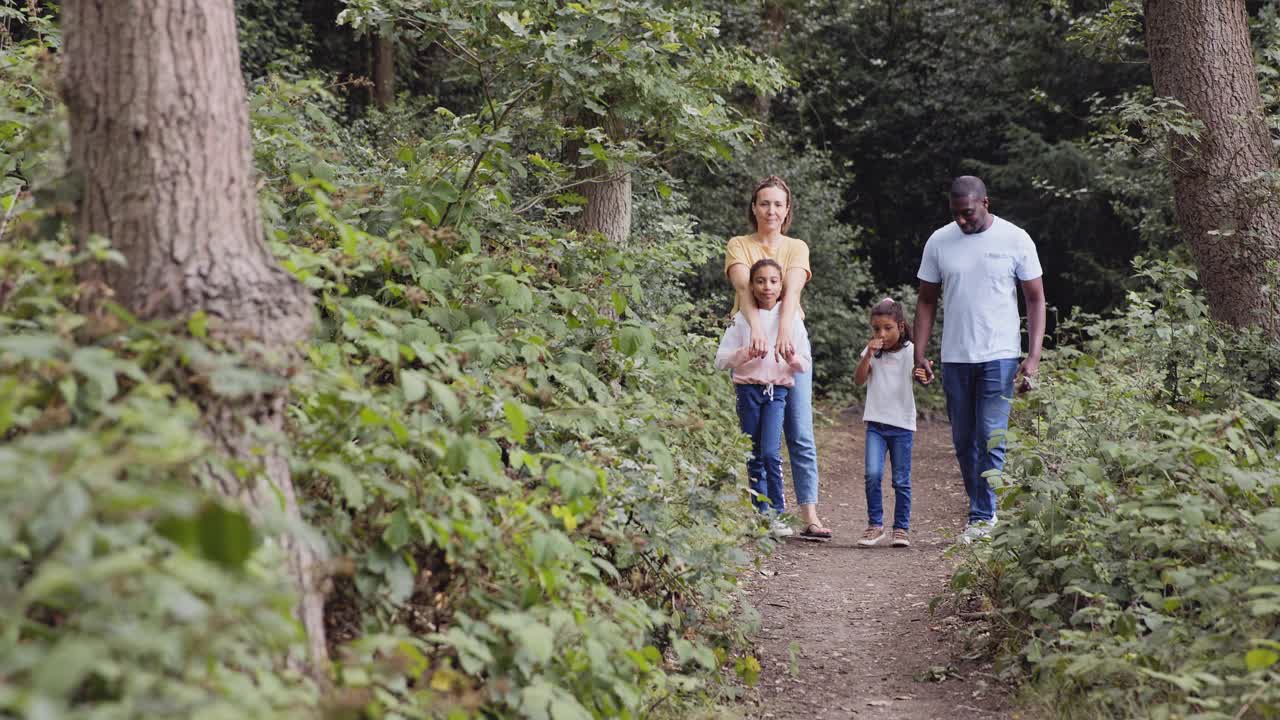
[{"x1": 723, "y1": 175, "x2": 832, "y2": 539}]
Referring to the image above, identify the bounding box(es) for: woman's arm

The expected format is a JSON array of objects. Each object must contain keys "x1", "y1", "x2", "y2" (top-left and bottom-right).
[
  {"x1": 775, "y1": 267, "x2": 808, "y2": 362},
  {"x1": 727, "y1": 263, "x2": 767, "y2": 358}
]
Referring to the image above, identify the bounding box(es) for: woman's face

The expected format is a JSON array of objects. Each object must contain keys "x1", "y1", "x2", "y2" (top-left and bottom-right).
[
  {"x1": 751, "y1": 265, "x2": 783, "y2": 309},
  {"x1": 753, "y1": 186, "x2": 789, "y2": 233}
]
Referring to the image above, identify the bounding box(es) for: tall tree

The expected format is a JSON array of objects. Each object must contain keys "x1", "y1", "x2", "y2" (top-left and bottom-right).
[
  {"x1": 373, "y1": 21, "x2": 396, "y2": 108},
  {"x1": 1145, "y1": 0, "x2": 1280, "y2": 337},
  {"x1": 572, "y1": 110, "x2": 632, "y2": 244},
  {"x1": 61, "y1": 0, "x2": 329, "y2": 669}
]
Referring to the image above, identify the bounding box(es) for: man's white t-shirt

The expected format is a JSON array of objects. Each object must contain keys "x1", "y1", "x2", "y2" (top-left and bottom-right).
[
  {"x1": 917, "y1": 216, "x2": 1042, "y2": 363},
  {"x1": 861, "y1": 341, "x2": 917, "y2": 431}
]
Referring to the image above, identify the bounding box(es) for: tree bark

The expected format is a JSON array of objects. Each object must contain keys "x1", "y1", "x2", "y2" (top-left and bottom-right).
[
  {"x1": 572, "y1": 111, "x2": 632, "y2": 244},
  {"x1": 373, "y1": 21, "x2": 395, "y2": 108},
  {"x1": 753, "y1": 0, "x2": 786, "y2": 122},
  {"x1": 1144, "y1": 0, "x2": 1280, "y2": 337},
  {"x1": 61, "y1": 0, "x2": 329, "y2": 670}
]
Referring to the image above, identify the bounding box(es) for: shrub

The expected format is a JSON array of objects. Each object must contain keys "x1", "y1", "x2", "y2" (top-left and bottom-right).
[{"x1": 955, "y1": 258, "x2": 1280, "y2": 719}]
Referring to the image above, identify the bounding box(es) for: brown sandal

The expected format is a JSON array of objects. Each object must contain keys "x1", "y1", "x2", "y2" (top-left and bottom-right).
[{"x1": 799, "y1": 523, "x2": 833, "y2": 540}]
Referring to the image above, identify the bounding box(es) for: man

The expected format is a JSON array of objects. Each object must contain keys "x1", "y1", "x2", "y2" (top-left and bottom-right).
[{"x1": 913, "y1": 176, "x2": 1046, "y2": 542}]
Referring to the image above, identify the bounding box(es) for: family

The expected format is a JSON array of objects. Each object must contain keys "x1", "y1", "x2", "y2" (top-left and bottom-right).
[{"x1": 715, "y1": 174, "x2": 1046, "y2": 544}]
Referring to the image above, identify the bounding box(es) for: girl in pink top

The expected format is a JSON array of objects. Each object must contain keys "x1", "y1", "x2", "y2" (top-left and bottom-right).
[{"x1": 715, "y1": 259, "x2": 811, "y2": 536}]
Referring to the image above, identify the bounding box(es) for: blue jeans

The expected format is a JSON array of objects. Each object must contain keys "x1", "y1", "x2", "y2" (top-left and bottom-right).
[
  {"x1": 864, "y1": 421, "x2": 913, "y2": 530},
  {"x1": 783, "y1": 369, "x2": 819, "y2": 506},
  {"x1": 736, "y1": 384, "x2": 790, "y2": 514},
  {"x1": 942, "y1": 359, "x2": 1019, "y2": 523}
]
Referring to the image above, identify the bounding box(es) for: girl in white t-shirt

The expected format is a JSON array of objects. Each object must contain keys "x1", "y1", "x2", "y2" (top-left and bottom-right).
[
  {"x1": 853, "y1": 298, "x2": 928, "y2": 548},
  {"x1": 715, "y1": 259, "x2": 811, "y2": 538}
]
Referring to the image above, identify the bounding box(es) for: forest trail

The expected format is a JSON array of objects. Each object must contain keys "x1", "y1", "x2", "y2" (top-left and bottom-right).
[{"x1": 741, "y1": 407, "x2": 1023, "y2": 720}]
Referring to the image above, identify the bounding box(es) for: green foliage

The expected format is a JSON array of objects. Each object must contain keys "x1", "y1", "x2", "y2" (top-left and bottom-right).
[
  {"x1": 250, "y1": 72, "x2": 767, "y2": 715},
  {"x1": 0, "y1": 233, "x2": 317, "y2": 716},
  {"x1": 3, "y1": 0, "x2": 781, "y2": 714},
  {"x1": 954, "y1": 259, "x2": 1280, "y2": 719},
  {"x1": 335, "y1": 0, "x2": 784, "y2": 230},
  {"x1": 235, "y1": 0, "x2": 316, "y2": 81}
]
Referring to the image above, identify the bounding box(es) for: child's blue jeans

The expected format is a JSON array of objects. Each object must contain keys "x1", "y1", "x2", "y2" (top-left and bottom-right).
[
  {"x1": 865, "y1": 421, "x2": 913, "y2": 530},
  {"x1": 735, "y1": 383, "x2": 789, "y2": 514}
]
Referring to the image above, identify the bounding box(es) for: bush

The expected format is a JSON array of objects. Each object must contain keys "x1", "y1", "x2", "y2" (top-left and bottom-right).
[
  {"x1": 955, "y1": 258, "x2": 1280, "y2": 719},
  {"x1": 2, "y1": 24, "x2": 775, "y2": 717}
]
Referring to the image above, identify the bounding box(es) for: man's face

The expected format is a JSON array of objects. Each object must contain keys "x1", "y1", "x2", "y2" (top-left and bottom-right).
[{"x1": 950, "y1": 194, "x2": 990, "y2": 234}]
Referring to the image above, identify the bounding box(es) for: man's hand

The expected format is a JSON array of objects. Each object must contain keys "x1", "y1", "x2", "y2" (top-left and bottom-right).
[
  {"x1": 1017, "y1": 356, "x2": 1039, "y2": 393},
  {"x1": 914, "y1": 356, "x2": 935, "y2": 385}
]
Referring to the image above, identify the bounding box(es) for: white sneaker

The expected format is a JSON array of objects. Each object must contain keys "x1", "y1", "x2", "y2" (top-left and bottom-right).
[
  {"x1": 770, "y1": 520, "x2": 794, "y2": 538},
  {"x1": 960, "y1": 518, "x2": 997, "y2": 544}
]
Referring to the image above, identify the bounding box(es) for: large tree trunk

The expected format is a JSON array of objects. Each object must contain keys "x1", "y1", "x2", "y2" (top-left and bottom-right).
[
  {"x1": 1145, "y1": 0, "x2": 1280, "y2": 338},
  {"x1": 61, "y1": 0, "x2": 329, "y2": 671},
  {"x1": 753, "y1": 1, "x2": 785, "y2": 122},
  {"x1": 373, "y1": 21, "x2": 395, "y2": 108},
  {"x1": 572, "y1": 111, "x2": 632, "y2": 245}
]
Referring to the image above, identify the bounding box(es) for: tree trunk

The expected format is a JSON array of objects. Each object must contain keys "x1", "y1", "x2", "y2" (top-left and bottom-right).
[
  {"x1": 572, "y1": 111, "x2": 632, "y2": 244},
  {"x1": 373, "y1": 21, "x2": 395, "y2": 108},
  {"x1": 61, "y1": 0, "x2": 329, "y2": 671},
  {"x1": 753, "y1": 0, "x2": 786, "y2": 122},
  {"x1": 1144, "y1": 0, "x2": 1280, "y2": 338}
]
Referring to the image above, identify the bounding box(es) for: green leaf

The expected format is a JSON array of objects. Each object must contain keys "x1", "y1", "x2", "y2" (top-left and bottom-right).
[
  {"x1": 428, "y1": 378, "x2": 461, "y2": 420},
  {"x1": 402, "y1": 369, "x2": 427, "y2": 403},
  {"x1": 318, "y1": 460, "x2": 365, "y2": 509},
  {"x1": 514, "y1": 622, "x2": 555, "y2": 667},
  {"x1": 615, "y1": 326, "x2": 653, "y2": 356},
  {"x1": 187, "y1": 310, "x2": 208, "y2": 338},
  {"x1": 504, "y1": 399, "x2": 529, "y2": 443},
  {"x1": 1245, "y1": 649, "x2": 1278, "y2": 672},
  {"x1": 0, "y1": 333, "x2": 63, "y2": 360},
  {"x1": 195, "y1": 503, "x2": 258, "y2": 570},
  {"x1": 498, "y1": 10, "x2": 527, "y2": 36}
]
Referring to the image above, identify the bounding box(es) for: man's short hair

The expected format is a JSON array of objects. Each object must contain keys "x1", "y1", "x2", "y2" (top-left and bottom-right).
[{"x1": 949, "y1": 176, "x2": 987, "y2": 199}]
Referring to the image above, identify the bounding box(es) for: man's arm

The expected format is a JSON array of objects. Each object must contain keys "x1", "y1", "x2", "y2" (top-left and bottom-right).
[
  {"x1": 727, "y1": 263, "x2": 767, "y2": 358},
  {"x1": 912, "y1": 280, "x2": 940, "y2": 384},
  {"x1": 1018, "y1": 277, "x2": 1046, "y2": 391},
  {"x1": 775, "y1": 267, "x2": 808, "y2": 362}
]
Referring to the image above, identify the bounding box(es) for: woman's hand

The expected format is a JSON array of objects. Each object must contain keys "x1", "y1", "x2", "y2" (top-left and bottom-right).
[{"x1": 750, "y1": 327, "x2": 769, "y2": 358}]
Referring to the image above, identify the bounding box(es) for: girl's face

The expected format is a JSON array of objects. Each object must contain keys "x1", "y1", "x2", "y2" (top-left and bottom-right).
[
  {"x1": 753, "y1": 187, "x2": 789, "y2": 233},
  {"x1": 871, "y1": 314, "x2": 903, "y2": 349},
  {"x1": 751, "y1": 266, "x2": 783, "y2": 309}
]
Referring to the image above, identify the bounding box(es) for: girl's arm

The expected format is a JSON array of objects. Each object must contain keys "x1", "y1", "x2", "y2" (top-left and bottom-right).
[
  {"x1": 714, "y1": 316, "x2": 754, "y2": 370},
  {"x1": 853, "y1": 348, "x2": 873, "y2": 386}
]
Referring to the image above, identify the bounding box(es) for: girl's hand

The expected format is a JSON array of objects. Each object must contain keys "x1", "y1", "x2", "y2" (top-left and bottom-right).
[
  {"x1": 913, "y1": 358, "x2": 935, "y2": 385},
  {"x1": 867, "y1": 338, "x2": 885, "y2": 354}
]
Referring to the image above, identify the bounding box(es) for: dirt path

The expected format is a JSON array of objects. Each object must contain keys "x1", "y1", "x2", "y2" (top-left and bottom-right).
[{"x1": 740, "y1": 407, "x2": 1018, "y2": 720}]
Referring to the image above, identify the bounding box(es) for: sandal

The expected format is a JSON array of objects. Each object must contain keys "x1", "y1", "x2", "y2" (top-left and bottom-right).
[{"x1": 799, "y1": 523, "x2": 833, "y2": 540}]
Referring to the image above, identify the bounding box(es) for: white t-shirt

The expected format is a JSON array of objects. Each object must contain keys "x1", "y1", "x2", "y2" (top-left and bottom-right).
[
  {"x1": 861, "y1": 341, "x2": 917, "y2": 431},
  {"x1": 917, "y1": 216, "x2": 1043, "y2": 363}
]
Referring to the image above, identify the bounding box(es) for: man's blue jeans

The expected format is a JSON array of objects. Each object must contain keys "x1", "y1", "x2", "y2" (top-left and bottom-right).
[
  {"x1": 864, "y1": 421, "x2": 913, "y2": 530},
  {"x1": 942, "y1": 359, "x2": 1019, "y2": 523},
  {"x1": 783, "y1": 369, "x2": 819, "y2": 506},
  {"x1": 736, "y1": 383, "x2": 790, "y2": 514}
]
